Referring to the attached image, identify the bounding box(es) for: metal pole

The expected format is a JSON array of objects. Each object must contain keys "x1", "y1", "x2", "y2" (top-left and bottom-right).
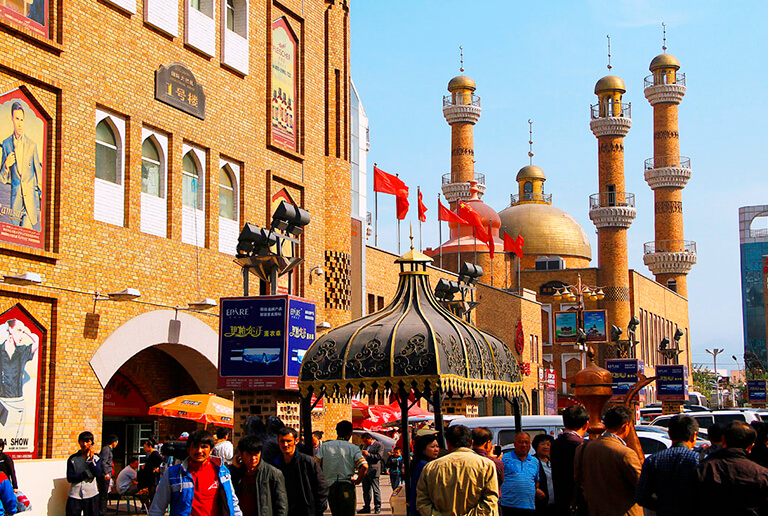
[
  {"x1": 397, "y1": 219, "x2": 401, "y2": 254},
  {"x1": 300, "y1": 392, "x2": 314, "y2": 455},
  {"x1": 270, "y1": 268, "x2": 279, "y2": 295},
  {"x1": 473, "y1": 227, "x2": 477, "y2": 265},
  {"x1": 242, "y1": 266, "x2": 249, "y2": 296},
  {"x1": 432, "y1": 388, "x2": 446, "y2": 449},
  {"x1": 438, "y1": 194, "x2": 443, "y2": 269},
  {"x1": 399, "y1": 387, "x2": 412, "y2": 512},
  {"x1": 375, "y1": 191, "x2": 378, "y2": 247}
]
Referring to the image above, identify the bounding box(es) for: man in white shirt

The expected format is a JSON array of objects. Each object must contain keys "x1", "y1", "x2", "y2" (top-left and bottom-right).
[
  {"x1": 212, "y1": 428, "x2": 234, "y2": 465},
  {"x1": 116, "y1": 457, "x2": 140, "y2": 495}
]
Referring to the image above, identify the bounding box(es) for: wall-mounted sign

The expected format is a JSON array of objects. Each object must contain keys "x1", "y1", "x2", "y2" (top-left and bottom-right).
[
  {"x1": 271, "y1": 17, "x2": 297, "y2": 151},
  {"x1": 0, "y1": 88, "x2": 47, "y2": 250},
  {"x1": 539, "y1": 281, "x2": 566, "y2": 297},
  {"x1": 0, "y1": 304, "x2": 43, "y2": 459},
  {"x1": 218, "y1": 295, "x2": 315, "y2": 390},
  {"x1": 554, "y1": 311, "x2": 578, "y2": 343},
  {"x1": 103, "y1": 372, "x2": 149, "y2": 417},
  {"x1": 748, "y1": 379, "x2": 767, "y2": 404},
  {"x1": 155, "y1": 64, "x2": 206, "y2": 120},
  {"x1": 515, "y1": 320, "x2": 524, "y2": 354},
  {"x1": 583, "y1": 310, "x2": 607, "y2": 342},
  {"x1": 656, "y1": 364, "x2": 688, "y2": 402},
  {"x1": 606, "y1": 359, "x2": 645, "y2": 401}
]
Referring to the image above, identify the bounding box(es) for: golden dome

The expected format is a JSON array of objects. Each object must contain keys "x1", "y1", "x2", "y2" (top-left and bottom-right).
[
  {"x1": 498, "y1": 203, "x2": 591, "y2": 260},
  {"x1": 649, "y1": 53, "x2": 680, "y2": 71},
  {"x1": 594, "y1": 75, "x2": 626, "y2": 94},
  {"x1": 448, "y1": 75, "x2": 477, "y2": 92},
  {"x1": 516, "y1": 165, "x2": 546, "y2": 182}
]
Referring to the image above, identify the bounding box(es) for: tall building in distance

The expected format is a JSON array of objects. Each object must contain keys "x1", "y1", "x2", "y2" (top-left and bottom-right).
[{"x1": 740, "y1": 206, "x2": 768, "y2": 369}]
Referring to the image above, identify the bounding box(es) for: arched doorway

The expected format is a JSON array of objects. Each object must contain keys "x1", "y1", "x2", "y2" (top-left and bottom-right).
[{"x1": 90, "y1": 310, "x2": 220, "y2": 469}]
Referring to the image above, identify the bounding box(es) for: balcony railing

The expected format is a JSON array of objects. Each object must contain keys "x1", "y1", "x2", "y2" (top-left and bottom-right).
[
  {"x1": 644, "y1": 72, "x2": 686, "y2": 89},
  {"x1": 644, "y1": 155, "x2": 691, "y2": 170},
  {"x1": 643, "y1": 240, "x2": 697, "y2": 255},
  {"x1": 589, "y1": 192, "x2": 635, "y2": 209},
  {"x1": 511, "y1": 192, "x2": 552, "y2": 205},
  {"x1": 443, "y1": 94, "x2": 481, "y2": 108},
  {"x1": 590, "y1": 102, "x2": 631, "y2": 119},
  {"x1": 442, "y1": 172, "x2": 485, "y2": 186}
]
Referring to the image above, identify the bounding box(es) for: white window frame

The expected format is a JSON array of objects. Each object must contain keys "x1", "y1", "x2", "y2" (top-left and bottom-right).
[
  {"x1": 217, "y1": 159, "x2": 240, "y2": 255},
  {"x1": 140, "y1": 128, "x2": 168, "y2": 238},
  {"x1": 220, "y1": 0, "x2": 248, "y2": 73},
  {"x1": 94, "y1": 109, "x2": 125, "y2": 227},
  {"x1": 181, "y1": 145, "x2": 206, "y2": 247}
]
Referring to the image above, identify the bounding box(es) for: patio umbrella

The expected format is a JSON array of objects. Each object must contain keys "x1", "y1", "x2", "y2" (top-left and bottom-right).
[
  {"x1": 388, "y1": 401, "x2": 432, "y2": 417},
  {"x1": 360, "y1": 405, "x2": 400, "y2": 430},
  {"x1": 149, "y1": 393, "x2": 234, "y2": 428}
]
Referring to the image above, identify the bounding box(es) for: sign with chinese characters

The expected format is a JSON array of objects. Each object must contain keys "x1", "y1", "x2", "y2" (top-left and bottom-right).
[
  {"x1": 606, "y1": 359, "x2": 645, "y2": 401},
  {"x1": 0, "y1": 304, "x2": 43, "y2": 459},
  {"x1": 539, "y1": 280, "x2": 566, "y2": 297},
  {"x1": 554, "y1": 311, "x2": 578, "y2": 343},
  {"x1": 218, "y1": 295, "x2": 315, "y2": 390},
  {"x1": 583, "y1": 310, "x2": 607, "y2": 342},
  {"x1": 0, "y1": 0, "x2": 47, "y2": 37},
  {"x1": 748, "y1": 379, "x2": 767, "y2": 404},
  {"x1": 656, "y1": 364, "x2": 688, "y2": 402},
  {"x1": 543, "y1": 366, "x2": 557, "y2": 415},
  {"x1": 155, "y1": 64, "x2": 206, "y2": 120},
  {"x1": 271, "y1": 17, "x2": 297, "y2": 151},
  {"x1": 0, "y1": 88, "x2": 47, "y2": 250}
]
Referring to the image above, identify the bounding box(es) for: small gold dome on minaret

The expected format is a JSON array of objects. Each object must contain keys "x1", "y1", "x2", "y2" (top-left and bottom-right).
[
  {"x1": 448, "y1": 75, "x2": 477, "y2": 92},
  {"x1": 594, "y1": 75, "x2": 626, "y2": 94},
  {"x1": 516, "y1": 165, "x2": 546, "y2": 181},
  {"x1": 649, "y1": 53, "x2": 680, "y2": 71}
]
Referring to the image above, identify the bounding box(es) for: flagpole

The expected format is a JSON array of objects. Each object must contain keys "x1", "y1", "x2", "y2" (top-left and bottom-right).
[
  {"x1": 438, "y1": 194, "x2": 443, "y2": 269},
  {"x1": 396, "y1": 173, "x2": 401, "y2": 254},
  {"x1": 456, "y1": 202, "x2": 461, "y2": 271},
  {"x1": 473, "y1": 227, "x2": 477, "y2": 266},
  {"x1": 505, "y1": 251, "x2": 509, "y2": 290},
  {"x1": 418, "y1": 186, "x2": 423, "y2": 252},
  {"x1": 488, "y1": 218, "x2": 493, "y2": 287},
  {"x1": 517, "y1": 255, "x2": 521, "y2": 295}
]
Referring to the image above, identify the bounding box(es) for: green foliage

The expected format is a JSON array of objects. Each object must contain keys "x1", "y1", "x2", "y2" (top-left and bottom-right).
[{"x1": 692, "y1": 365, "x2": 713, "y2": 400}]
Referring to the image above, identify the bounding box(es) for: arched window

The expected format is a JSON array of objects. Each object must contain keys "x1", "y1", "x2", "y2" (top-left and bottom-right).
[
  {"x1": 225, "y1": 0, "x2": 235, "y2": 30},
  {"x1": 95, "y1": 120, "x2": 119, "y2": 184},
  {"x1": 141, "y1": 138, "x2": 163, "y2": 197},
  {"x1": 667, "y1": 279, "x2": 677, "y2": 292},
  {"x1": 182, "y1": 152, "x2": 200, "y2": 209},
  {"x1": 219, "y1": 166, "x2": 236, "y2": 220}
]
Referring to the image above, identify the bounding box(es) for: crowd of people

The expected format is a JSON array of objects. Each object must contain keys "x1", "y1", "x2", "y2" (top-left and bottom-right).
[{"x1": 62, "y1": 406, "x2": 768, "y2": 516}]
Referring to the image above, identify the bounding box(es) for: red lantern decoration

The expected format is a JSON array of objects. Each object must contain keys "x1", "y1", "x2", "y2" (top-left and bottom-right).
[{"x1": 515, "y1": 320, "x2": 524, "y2": 355}]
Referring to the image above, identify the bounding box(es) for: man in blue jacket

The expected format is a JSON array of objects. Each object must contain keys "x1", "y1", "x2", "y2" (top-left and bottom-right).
[
  {"x1": 149, "y1": 430, "x2": 242, "y2": 516},
  {"x1": 0, "y1": 470, "x2": 16, "y2": 515}
]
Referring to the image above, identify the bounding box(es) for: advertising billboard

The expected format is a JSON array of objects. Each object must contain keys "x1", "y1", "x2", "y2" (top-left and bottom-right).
[
  {"x1": 271, "y1": 17, "x2": 297, "y2": 152},
  {"x1": 218, "y1": 296, "x2": 315, "y2": 390},
  {"x1": 656, "y1": 364, "x2": 688, "y2": 402},
  {"x1": 583, "y1": 310, "x2": 607, "y2": 342},
  {"x1": 748, "y1": 380, "x2": 767, "y2": 404},
  {"x1": 606, "y1": 359, "x2": 645, "y2": 401},
  {"x1": 554, "y1": 311, "x2": 578, "y2": 343}
]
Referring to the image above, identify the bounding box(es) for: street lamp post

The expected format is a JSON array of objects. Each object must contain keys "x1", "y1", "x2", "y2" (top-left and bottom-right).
[
  {"x1": 733, "y1": 354, "x2": 742, "y2": 407},
  {"x1": 552, "y1": 274, "x2": 605, "y2": 360},
  {"x1": 706, "y1": 348, "x2": 724, "y2": 409}
]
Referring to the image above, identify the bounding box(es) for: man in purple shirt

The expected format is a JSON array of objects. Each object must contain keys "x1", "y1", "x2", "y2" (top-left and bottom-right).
[{"x1": 472, "y1": 427, "x2": 504, "y2": 484}]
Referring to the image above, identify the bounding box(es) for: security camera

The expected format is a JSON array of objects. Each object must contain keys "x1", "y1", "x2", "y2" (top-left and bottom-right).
[{"x1": 311, "y1": 266, "x2": 324, "y2": 276}]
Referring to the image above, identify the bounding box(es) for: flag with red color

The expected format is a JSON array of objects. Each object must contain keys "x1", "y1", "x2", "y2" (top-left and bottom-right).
[
  {"x1": 458, "y1": 200, "x2": 486, "y2": 229},
  {"x1": 417, "y1": 188, "x2": 427, "y2": 223},
  {"x1": 438, "y1": 200, "x2": 468, "y2": 225},
  {"x1": 373, "y1": 165, "x2": 409, "y2": 220},
  {"x1": 485, "y1": 220, "x2": 495, "y2": 259},
  {"x1": 504, "y1": 232, "x2": 524, "y2": 258}
]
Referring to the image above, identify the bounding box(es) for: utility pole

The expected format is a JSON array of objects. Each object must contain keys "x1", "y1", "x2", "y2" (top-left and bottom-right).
[{"x1": 706, "y1": 348, "x2": 724, "y2": 408}]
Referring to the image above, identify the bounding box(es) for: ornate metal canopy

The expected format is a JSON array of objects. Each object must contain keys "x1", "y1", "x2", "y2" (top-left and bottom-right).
[{"x1": 299, "y1": 247, "x2": 523, "y2": 398}]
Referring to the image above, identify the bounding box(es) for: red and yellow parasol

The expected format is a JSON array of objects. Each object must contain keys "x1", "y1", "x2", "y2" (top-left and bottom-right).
[{"x1": 149, "y1": 393, "x2": 234, "y2": 428}]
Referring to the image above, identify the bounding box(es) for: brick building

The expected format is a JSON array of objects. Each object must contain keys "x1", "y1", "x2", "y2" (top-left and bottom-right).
[{"x1": 0, "y1": 0, "x2": 358, "y2": 504}]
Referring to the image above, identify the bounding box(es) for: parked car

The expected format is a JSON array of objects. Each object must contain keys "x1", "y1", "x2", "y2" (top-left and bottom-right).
[
  {"x1": 650, "y1": 409, "x2": 761, "y2": 434},
  {"x1": 449, "y1": 415, "x2": 564, "y2": 446}
]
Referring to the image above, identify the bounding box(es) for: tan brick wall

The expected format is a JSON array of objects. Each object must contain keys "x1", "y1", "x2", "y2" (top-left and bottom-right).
[{"x1": 0, "y1": 0, "x2": 351, "y2": 458}]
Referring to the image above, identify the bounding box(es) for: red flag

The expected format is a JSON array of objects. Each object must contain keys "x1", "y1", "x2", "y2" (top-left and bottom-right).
[
  {"x1": 504, "y1": 232, "x2": 524, "y2": 258},
  {"x1": 418, "y1": 188, "x2": 427, "y2": 223},
  {"x1": 485, "y1": 220, "x2": 495, "y2": 259},
  {"x1": 458, "y1": 200, "x2": 486, "y2": 229},
  {"x1": 438, "y1": 200, "x2": 468, "y2": 225},
  {"x1": 373, "y1": 165, "x2": 409, "y2": 220}
]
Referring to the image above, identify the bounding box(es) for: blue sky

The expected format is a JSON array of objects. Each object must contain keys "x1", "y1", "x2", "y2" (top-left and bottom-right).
[{"x1": 350, "y1": 1, "x2": 768, "y2": 372}]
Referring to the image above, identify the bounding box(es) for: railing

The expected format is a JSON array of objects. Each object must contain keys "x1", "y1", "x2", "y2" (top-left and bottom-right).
[
  {"x1": 589, "y1": 192, "x2": 635, "y2": 209},
  {"x1": 443, "y1": 94, "x2": 481, "y2": 108},
  {"x1": 590, "y1": 101, "x2": 631, "y2": 119},
  {"x1": 442, "y1": 172, "x2": 485, "y2": 185},
  {"x1": 643, "y1": 240, "x2": 697, "y2": 255},
  {"x1": 510, "y1": 192, "x2": 552, "y2": 204},
  {"x1": 644, "y1": 72, "x2": 686, "y2": 89},
  {"x1": 644, "y1": 155, "x2": 691, "y2": 170}
]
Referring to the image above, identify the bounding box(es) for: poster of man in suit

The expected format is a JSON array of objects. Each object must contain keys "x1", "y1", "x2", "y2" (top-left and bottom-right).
[{"x1": 0, "y1": 89, "x2": 46, "y2": 250}]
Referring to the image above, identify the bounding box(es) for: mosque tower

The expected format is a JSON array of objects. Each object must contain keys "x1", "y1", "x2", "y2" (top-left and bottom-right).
[
  {"x1": 426, "y1": 63, "x2": 504, "y2": 285},
  {"x1": 642, "y1": 42, "x2": 696, "y2": 296},
  {"x1": 589, "y1": 62, "x2": 636, "y2": 359}
]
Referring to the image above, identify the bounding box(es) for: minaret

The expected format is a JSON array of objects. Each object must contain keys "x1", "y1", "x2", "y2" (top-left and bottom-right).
[
  {"x1": 642, "y1": 36, "x2": 696, "y2": 296},
  {"x1": 441, "y1": 51, "x2": 483, "y2": 207},
  {"x1": 589, "y1": 46, "x2": 636, "y2": 361}
]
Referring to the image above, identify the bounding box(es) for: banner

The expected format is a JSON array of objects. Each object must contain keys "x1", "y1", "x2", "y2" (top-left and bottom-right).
[
  {"x1": 218, "y1": 296, "x2": 315, "y2": 390},
  {"x1": 748, "y1": 379, "x2": 767, "y2": 404},
  {"x1": 271, "y1": 17, "x2": 297, "y2": 151},
  {"x1": 554, "y1": 311, "x2": 578, "y2": 343},
  {"x1": 0, "y1": 304, "x2": 43, "y2": 459},
  {"x1": 656, "y1": 364, "x2": 688, "y2": 402},
  {"x1": 606, "y1": 359, "x2": 645, "y2": 401},
  {"x1": 0, "y1": 89, "x2": 47, "y2": 250}
]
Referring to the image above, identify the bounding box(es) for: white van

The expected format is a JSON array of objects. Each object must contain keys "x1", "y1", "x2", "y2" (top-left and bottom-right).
[{"x1": 448, "y1": 415, "x2": 564, "y2": 447}]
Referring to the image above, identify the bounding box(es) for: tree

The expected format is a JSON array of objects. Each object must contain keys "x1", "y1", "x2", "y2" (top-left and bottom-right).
[{"x1": 692, "y1": 365, "x2": 714, "y2": 405}]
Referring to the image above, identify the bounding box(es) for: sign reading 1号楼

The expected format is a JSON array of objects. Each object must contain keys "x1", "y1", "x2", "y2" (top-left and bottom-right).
[
  {"x1": 155, "y1": 64, "x2": 206, "y2": 120},
  {"x1": 748, "y1": 380, "x2": 767, "y2": 404},
  {"x1": 656, "y1": 364, "x2": 688, "y2": 402},
  {"x1": 218, "y1": 295, "x2": 315, "y2": 390},
  {"x1": 606, "y1": 359, "x2": 645, "y2": 401}
]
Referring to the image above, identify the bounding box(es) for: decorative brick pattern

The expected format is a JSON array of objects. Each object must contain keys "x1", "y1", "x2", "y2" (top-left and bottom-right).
[
  {"x1": 655, "y1": 201, "x2": 683, "y2": 214},
  {"x1": 324, "y1": 250, "x2": 351, "y2": 310}
]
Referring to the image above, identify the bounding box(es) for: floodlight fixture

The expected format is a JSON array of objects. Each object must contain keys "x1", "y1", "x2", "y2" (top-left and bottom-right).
[
  {"x1": 659, "y1": 337, "x2": 670, "y2": 349},
  {"x1": 107, "y1": 288, "x2": 142, "y2": 302},
  {"x1": 188, "y1": 298, "x2": 217, "y2": 311},
  {"x1": 2, "y1": 272, "x2": 42, "y2": 286},
  {"x1": 673, "y1": 328, "x2": 684, "y2": 343},
  {"x1": 434, "y1": 278, "x2": 461, "y2": 301},
  {"x1": 458, "y1": 262, "x2": 483, "y2": 285},
  {"x1": 272, "y1": 201, "x2": 310, "y2": 237},
  {"x1": 628, "y1": 316, "x2": 640, "y2": 333},
  {"x1": 236, "y1": 223, "x2": 278, "y2": 257},
  {"x1": 610, "y1": 325, "x2": 623, "y2": 342}
]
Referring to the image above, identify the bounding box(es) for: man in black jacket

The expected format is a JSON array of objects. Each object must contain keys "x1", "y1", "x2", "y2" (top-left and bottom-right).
[
  {"x1": 358, "y1": 433, "x2": 383, "y2": 514},
  {"x1": 97, "y1": 434, "x2": 118, "y2": 516},
  {"x1": 275, "y1": 427, "x2": 328, "y2": 516},
  {"x1": 696, "y1": 421, "x2": 768, "y2": 515},
  {"x1": 550, "y1": 405, "x2": 589, "y2": 515},
  {"x1": 231, "y1": 434, "x2": 288, "y2": 516},
  {"x1": 66, "y1": 431, "x2": 103, "y2": 516}
]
